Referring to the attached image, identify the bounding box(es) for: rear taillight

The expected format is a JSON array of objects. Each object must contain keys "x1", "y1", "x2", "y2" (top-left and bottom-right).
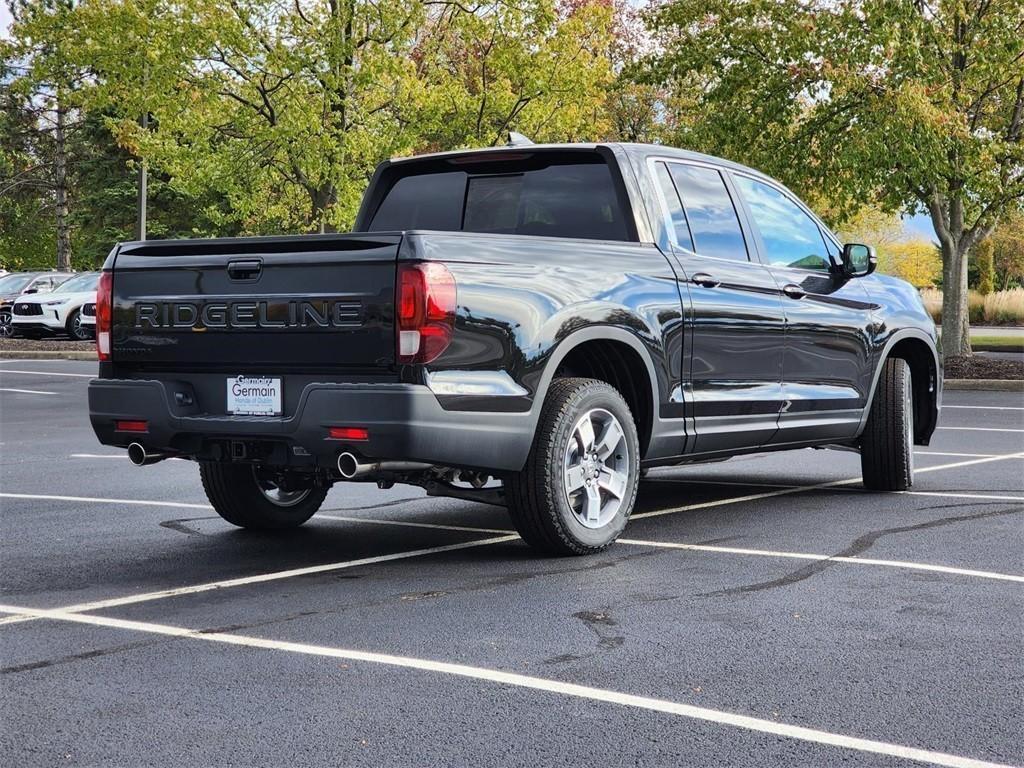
[
  {"x1": 396, "y1": 262, "x2": 456, "y2": 364},
  {"x1": 96, "y1": 270, "x2": 113, "y2": 362}
]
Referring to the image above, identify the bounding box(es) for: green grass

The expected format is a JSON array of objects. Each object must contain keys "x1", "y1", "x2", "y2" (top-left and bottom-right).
[{"x1": 970, "y1": 335, "x2": 1024, "y2": 352}]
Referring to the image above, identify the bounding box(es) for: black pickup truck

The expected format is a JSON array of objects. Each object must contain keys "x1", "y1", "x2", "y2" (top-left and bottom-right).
[{"x1": 89, "y1": 141, "x2": 941, "y2": 555}]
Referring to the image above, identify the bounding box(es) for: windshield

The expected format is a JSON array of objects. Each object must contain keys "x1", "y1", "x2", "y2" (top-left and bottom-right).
[
  {"x1": 0, "y1": 274, "x2": 35, "y2": 293},
  {"x1": 54, "y1": 273, "x2": 98, "y2": 293}
]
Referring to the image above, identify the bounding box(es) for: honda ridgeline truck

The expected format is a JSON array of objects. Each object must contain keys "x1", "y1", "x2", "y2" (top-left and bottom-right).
[{"x1": 88, "y1": 142, "x2": 941, "y2": 555}]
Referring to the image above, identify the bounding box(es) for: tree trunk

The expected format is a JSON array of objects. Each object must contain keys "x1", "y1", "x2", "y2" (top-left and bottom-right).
[
  {"x1": 54, "y1": 93, "x2": 71, "y2": 271},
  {"x1": 939, "y1": 239, "x2": 972, "y2": 359}
]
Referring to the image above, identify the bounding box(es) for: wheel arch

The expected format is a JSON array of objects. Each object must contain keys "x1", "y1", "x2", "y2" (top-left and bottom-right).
[
  {"x1": 859, "y1": 330, "x2": 941, "y2": 445},
  {"x1": 531, "y1": 326, "x2": 662, "y2": 459}
]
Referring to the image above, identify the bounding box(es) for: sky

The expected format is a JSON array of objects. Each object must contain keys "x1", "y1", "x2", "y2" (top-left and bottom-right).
[{"x1": 0, "y1": 3, "x2": 12, "y2": 40}]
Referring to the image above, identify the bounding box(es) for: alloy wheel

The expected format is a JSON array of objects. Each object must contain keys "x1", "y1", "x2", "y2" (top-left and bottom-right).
[{"x1": 562, "y1": 407, "x2": 631, "y2": 529}]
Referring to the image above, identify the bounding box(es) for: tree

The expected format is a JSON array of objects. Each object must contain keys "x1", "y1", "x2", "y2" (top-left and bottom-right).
[
  {"x1": 642, "y1": 0, "x2": 1024, "y2": 360},
  {"x1": 412, "y1": 0, "x2": 616, "y2": 150},
  {"x1": 71, "y1": 0, "x2": 617, "y2": 235},
  {"x1": 2, "y1": 0, "x2": 89, "y2": 270},
  {"x1": 884, "y1": 241, "x2": 943, "y2": 288}
]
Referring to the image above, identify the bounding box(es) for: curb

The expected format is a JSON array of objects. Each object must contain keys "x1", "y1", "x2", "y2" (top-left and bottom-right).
[
  {"x1": 945, "y1": 378, "x2": 1024, "y2": 392},
  {"x1": 0, "y1": 351, "x2": 97, "y2": 361}
]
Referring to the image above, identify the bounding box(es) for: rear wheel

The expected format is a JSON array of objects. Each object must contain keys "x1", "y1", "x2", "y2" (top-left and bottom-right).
[
  {"x1": 199, "y1": 462, "x2": 327, "y2": 529},
  {"x1": 506, "y1": 378, "x2": 640, "y2": 555},
  {"x1": 860, "y1": 358, "x2": 914, "y2": 491}
]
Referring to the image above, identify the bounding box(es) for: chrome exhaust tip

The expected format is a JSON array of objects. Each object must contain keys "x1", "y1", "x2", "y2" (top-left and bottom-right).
[
  {"x1": 336, "y1": 452, "x2": 431, "y2": 480},
  {"x1": 337, "y1": 452, "x2": 362, "y2": 479},
  {"x1": 127, "y1": 442, "x2": 169, "y2": 467}
]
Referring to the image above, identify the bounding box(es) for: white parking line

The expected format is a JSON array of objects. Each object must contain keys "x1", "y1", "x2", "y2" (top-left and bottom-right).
[
  {"x1": 633, "y1": 452, "x2": 1024, "y2": 521},
  {"x1": 942, "y1": 405, "x2": 1024, "y2": 411},
  {"x1": 0, "y1": 492, "x2": 212, "y2": 510},
  {"x1": 69, "y1": 453, "x2": 187, "y2": 462},
  {"x1": 0, "y1": 604, "x2": 1011, "y2": 768},
  {"x1": 0, "y1": 534, "x2": 518, "y2": 627},
  {"x1": 653, "y1": 478, "x2": 1024, "y2": 503},
  {"x1": 0, "y1": 369, "x2": 92, "y2": 378},
  {"x1": 937, "y1": 427, "x2": 1024, "y2": 433},
  {"x1": 916, "y1": 451, "x2": 1000, "y2": 458},
  {"x1": 318, "y1": 514, "x2": 510, "y2": 535},
  {"x1": 617, "y1": 540, "x2": 1024, "y2": 583},
  {"x1": 0, "y1": 387, "x2": 58, "y2": 396}
]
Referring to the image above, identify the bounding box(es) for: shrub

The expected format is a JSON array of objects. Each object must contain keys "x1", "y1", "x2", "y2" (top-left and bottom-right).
[
  {"x1": 917, "y1": 288, "x2": 1024, "y2": 326},
  {"x1": 983, "y1": 288, "x2": 1024, "y2": 325},
  {"x1": 921, "y1": 287, "x2": 943, "y2": 324}
]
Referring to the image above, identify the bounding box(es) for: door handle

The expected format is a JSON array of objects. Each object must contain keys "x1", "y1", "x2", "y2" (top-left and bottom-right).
[
  {"x1": 691, "y1": 272, "x2": 721, "y2": 288},
  {"x1": 227, "y1": 259, "x2": 262, "y2": 281},
  {"x1": 782, "y1": 284, "x2": 806, "y2": 299}
]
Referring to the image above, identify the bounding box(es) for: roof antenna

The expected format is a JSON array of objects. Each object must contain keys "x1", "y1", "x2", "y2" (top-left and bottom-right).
[{"x1": 507, "y1": 132, "x2": 534, "y2": 147}]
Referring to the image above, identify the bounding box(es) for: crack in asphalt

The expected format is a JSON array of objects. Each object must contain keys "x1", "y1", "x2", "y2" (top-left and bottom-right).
[
  {"x1": 702, "y1": 505, "x2": 1023, "y2": 597},
  {"x1": 0, "y1": 639, "x2": 172, "y2": 675}
]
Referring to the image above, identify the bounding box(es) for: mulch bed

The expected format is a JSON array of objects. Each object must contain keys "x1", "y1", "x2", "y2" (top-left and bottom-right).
[
  {"x1": 944, "y1": 355, "x2": 1024, "y2": 380},
  {"x1": 0, "y1": 338, "x2": 94, "y2": 352}
]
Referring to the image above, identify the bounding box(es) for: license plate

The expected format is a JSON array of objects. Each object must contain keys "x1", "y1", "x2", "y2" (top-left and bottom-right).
[{"x1": 227, "y1": 375, "x2": 282, "y2": 416}]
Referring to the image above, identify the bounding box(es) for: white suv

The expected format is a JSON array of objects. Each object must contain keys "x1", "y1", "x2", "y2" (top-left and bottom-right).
[{"x1": 10, "y1": 272, "x2": 100, "y2": 340}]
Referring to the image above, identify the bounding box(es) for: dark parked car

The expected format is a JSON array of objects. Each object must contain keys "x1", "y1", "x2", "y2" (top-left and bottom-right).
[{"x1": 88, "y1": 142, "x2": 940, "y2": 555}]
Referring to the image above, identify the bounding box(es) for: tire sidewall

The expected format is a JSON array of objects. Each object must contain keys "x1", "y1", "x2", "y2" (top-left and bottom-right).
[{"x1": 545, "y1": 384, "x2": 640, "y2": 550}]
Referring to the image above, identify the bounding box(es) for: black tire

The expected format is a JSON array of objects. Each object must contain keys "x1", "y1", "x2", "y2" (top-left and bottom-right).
[
  {"x1": 65, "y1": 308, "x2": 92, "y2": 341},
  {"x1": 199, "y1": 462, "x2": 327, "y2": 529},
  {"x1": 860, "y1": 357, "x2": 914, "y2": 491},
  {"x1": 0, "y1": 311, "x2": 12, "y2": 339},
  {"x1": 506, "y1": 378, "x2": 641, "y2": 556}
]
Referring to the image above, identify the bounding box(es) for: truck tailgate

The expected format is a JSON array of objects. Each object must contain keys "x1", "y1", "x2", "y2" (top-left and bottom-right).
[{"x1": 109, "y1": 234, "x2": 402, "y2": 373}]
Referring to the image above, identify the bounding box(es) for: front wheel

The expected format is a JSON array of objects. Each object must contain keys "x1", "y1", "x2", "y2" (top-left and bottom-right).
[
  {"x1": 199, "y1": 462, "x2": 327, "y2": 529},
  {"x1": 860, "y1": 358, "x2": 914, "y2": 491},
  {"x1": 66, "y1": 308, "x2": 92, "y2": 341},
  {"x1": 506, "y1": 378, "x2": 640, "y2": 556},
  {"x1": 0, "y1": 311, "x2": 12, "y2": 339}
]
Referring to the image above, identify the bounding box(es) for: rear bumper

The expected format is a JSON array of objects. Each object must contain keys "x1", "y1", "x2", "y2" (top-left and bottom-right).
[{"x1": 88, "y1": 378, "x2": 534, "y2": 472}]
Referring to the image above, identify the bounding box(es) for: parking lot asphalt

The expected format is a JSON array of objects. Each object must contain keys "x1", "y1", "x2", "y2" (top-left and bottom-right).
[{"x1": 1, "y1": 359, "x2": 1022, "y2": 768}]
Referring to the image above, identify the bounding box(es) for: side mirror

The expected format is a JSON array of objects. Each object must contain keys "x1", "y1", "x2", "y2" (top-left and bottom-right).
[
  {"x1": 22, "y1": 288, "x2": 38, "y2": 294},
  {"x1": 841, "y1": 243, "x2": 876, "y2": 278}
]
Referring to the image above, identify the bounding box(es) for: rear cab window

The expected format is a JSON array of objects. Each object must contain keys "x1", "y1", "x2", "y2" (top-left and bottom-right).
[
  {"x1": 365, "y1": 151, "x2": 631, "y2": 242},
  {"x1": 665, "y1": 163, "x2": 749, "y2": 262}
]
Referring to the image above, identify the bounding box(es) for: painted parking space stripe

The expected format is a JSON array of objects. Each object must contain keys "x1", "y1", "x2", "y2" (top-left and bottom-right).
[
  {"x1": 942, "y1": 405, "x2": 1024, "y2": 411},
  {"x1": 937, "y1": 427, "x2": 1024, "y2": 433},
  {"x1": 633, "y1": 452, "x2": 1024, "y2": 521},
  {"x1": 652, "y1": 478, "x2": 1024, "y2": 503},
  {"x1": 617, "y1": 539, "x2": 1024, "y2": 583},
  {"x1": 0, "y1": 604, "x2": 1012, "y2": 768},
  {"x1": 0, "y1": 534, "x2": 518, "y2": 627},
  {"x1": 0, "y1": 492, "x2": 212, "y2": 510},
  {"x1": 0, "y1": 387, "x2": 58, "y2": 396}
]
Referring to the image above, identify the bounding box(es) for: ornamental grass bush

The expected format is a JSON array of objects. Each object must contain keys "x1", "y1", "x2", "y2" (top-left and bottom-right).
[{"x1": 919, "y1": 287, "x2": 1024, "y2": 326}]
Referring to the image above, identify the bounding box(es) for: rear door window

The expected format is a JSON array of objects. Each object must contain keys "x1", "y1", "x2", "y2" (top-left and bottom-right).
[
  {"x1": 667, "y1": 164, "x2": 749, "y2": 262},
  {"x1": 369, "y1": 158, "x2": 628, "y2": 241}
]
